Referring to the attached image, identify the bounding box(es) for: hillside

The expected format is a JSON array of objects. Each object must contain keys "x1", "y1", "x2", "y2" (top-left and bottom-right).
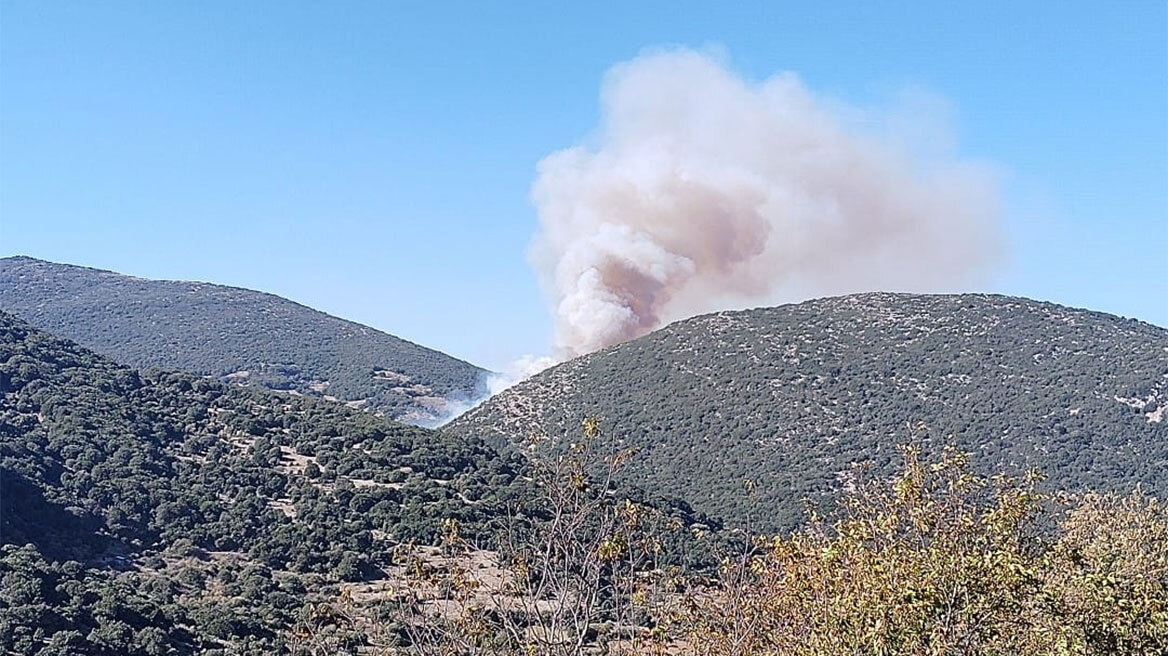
[
  {"x1": 0, "y1": 256, "x2": 485, "y2": 425},
  {"x1": 448, "y1": 293, "x2": 1168, "y2": 531},
  {"x1": 0, "y1": 310, "x2": 532, "y2": 654},
  {"x1": 0, "y1": 313, "x2": 718, "y2": 655}
]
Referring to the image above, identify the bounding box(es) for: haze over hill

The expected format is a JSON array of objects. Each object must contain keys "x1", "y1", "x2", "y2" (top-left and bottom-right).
[
  {"x1": 448, "y1": 292, "x2": 1168, "y2": 531},
  {"x1": 0, "y1": 256, "x2": 487, "y2": 425}
]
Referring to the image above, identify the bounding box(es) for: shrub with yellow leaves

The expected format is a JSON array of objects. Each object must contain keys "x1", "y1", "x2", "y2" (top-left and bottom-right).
[
  {"x1": 682, "y1": 446, "x2": 1168, "y2": 656},
  {"x1": 308, "y1": 430, "x2": 1165, "y2": 656},
  {"x1": 386, "y1": 418, "x2": 680, "y2": 655}
]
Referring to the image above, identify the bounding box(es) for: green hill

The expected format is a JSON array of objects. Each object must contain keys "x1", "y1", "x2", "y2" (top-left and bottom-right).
[
  {"x1": 447, "y1": 293, "x2": 1168, "y2": 531},
  {"x1": 0, "y1": 312, "x2": 717, "y2": 654},
  {"x1": 0, "y1": 256, "x2": 485, "y2": 425},
  {"x1": 0, "y1": 310, "x2": 534, "y2": 654}
]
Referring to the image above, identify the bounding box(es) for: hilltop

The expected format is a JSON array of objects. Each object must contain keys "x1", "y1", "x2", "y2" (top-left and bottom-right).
[
  {"x1": 448, "y1": 293, "x2": 1168, "y2": 531},
  {"x1": 0, "y1": 256, "x2": 486, "y2": 425}
]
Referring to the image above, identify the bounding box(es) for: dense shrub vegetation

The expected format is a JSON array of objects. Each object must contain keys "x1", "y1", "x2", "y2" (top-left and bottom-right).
[
  {"x1": 686, "y1": 447, "x2": 1168, "y2": 654},
  {"x1": 298, "y1": 441, "x2": 1167, "y2": 655},
  {"x1": 0, "y1": 314, "x2": 712, "y2": 654},
  {"x1": 451, "y1": 293, "x2": 1168, "y2": 531},
  {"x1": 3, "y1": 289, "x2": 1165, "y2": 654},
  {"x1": 0, "y1": 311, "x2": 521, "y2": 652},
  {"x1": 0, "y1": 256, "x2": 486, "y2": 423}
]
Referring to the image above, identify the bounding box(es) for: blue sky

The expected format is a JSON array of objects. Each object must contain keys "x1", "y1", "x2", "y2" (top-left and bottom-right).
[{"x1": 1, "y1": 1, "x2": 1165, "y2": 369}]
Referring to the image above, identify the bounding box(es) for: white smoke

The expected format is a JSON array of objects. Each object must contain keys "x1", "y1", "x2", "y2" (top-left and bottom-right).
[
  {"x1": 485, "y1": 354, "x2": 560, "y2": 394},
  {"x1": 531, "y1": 49, "x2": 1001, "y2": 358},
  {"x1": 427, "y1": 355, "x2": 559, "y2": 427}
]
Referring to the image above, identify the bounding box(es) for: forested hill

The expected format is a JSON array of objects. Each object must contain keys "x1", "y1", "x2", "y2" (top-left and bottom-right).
[
  {"x1": 0, "y1": 256, "x2": 486, "y2": 424},
  {"x1": 0, "y1": 310, "x2": 528, "y2": 653},
  {"x1": 448, "y1": 293, "x2": 1168, "y2": 531},
  {"x1": 0, "y1": 313, "x2": 718, "y2": 654}
]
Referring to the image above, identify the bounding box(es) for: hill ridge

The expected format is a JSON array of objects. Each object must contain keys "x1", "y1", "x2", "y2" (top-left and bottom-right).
[
  {"x1": 448, "y1": 292, "x2": 1168, "y2": 530},
  {"x1": 0, "y1": 255, "x2": 487, "y2": 424}
]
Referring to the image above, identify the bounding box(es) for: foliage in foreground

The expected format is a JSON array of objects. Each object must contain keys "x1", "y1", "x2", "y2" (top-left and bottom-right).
[
  {"x1": 685, "y1": 446, "x2": 1168, "y2": 655},
  {"x1": 329, "y1": 434, "x2": 1167, "y2": 655},
  {"x1": 292, "y1": 418, "x2": 718, "y2": 655}
]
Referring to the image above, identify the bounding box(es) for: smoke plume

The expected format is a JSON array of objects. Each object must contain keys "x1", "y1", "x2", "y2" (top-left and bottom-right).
[
  {"x1": 531, "y1": 49, "x2": 1001, "y2": 358},
  {"x1": 427, "y1": 355, "x2": 559, "y2": 427}
]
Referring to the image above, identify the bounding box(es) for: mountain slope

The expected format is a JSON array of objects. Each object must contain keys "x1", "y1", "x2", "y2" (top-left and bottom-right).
[
  {"x1": 0, "y1": 310, "x2": 531, "y2": 654},
  {"x1": 0, "y1": 312, "x2": 719, "y2": 655},
  {"x1": 0, "y1": 256, "x2": 485, "y2": 424},
  {"x1": 448, "y1": 293, "x2": 1168, "y2": 531}
]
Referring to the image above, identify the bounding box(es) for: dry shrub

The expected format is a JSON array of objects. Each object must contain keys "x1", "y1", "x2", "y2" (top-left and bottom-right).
[
  {"x1": 1044, "y1": 491, "x2": 1168, "y2": 654},
  {"x1": 683, "y1": 446, "x2": 1168, "y2": 656},
  {"x1": 389, "y1": 418, "x2": 679, "y2": 655},
  {"x1": 301, "y1": 430, "x2": 1167, "y2": 656}
]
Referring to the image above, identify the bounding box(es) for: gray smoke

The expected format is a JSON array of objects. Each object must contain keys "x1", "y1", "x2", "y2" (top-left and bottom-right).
[{"x1": 531, "y1": 49, "x2": 1001, "y2": 358}]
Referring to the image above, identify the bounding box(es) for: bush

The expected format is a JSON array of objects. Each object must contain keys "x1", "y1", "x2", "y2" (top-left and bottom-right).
[{"x1": 683, "y1": 447, "x2": 1168, "y2": 656}]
